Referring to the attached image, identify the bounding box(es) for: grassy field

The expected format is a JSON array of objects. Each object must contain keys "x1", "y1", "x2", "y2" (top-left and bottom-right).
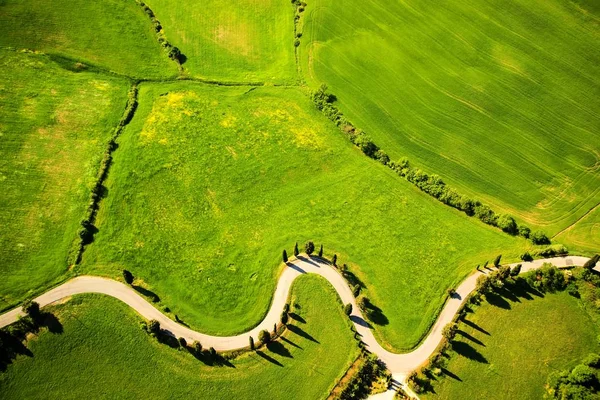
[
  {"x1": 423, "y1": 290, "x2": 599, "y2": 399},
  {"x1": 144, "y1": 0, "x2": 297, "y2": 83},
  {"x1": 0, "y1": 0, "x2": 177, "y2": 78},
  {"x1": 81, "y1": 82, "x2": 529, "y2": 351},
  {"x1": 555, "y1": 205, "x2": 600, "y2": 254},
  {"x1": 0, "y1": 49, "x2": 129, "y2": 310},
  {"x1": 301, "y1": 0, "x2": 600, "y2": 243},
  {"x1": 0, "y1": 275, "x2": 359, "y2": 399}
]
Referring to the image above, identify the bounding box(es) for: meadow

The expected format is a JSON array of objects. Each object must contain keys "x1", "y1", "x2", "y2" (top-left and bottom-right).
[
  {"x1": 81, "y1": 82, "x2": 529, "y2": 351},
  {"x1": 422, "y1": 289, "x2": 599, "y2": 399},
  {"x1": 301, "y1": 0, "x2": 600, "y2": 244},
  {"x1": 0, "y1": 0, "x2": 177, "y2": 78},
  {"x1": 0, "y1": 275, "x2": 359, "y2": 399},
  {"x1": 0, "y1": 49, "x2": 129, "y2": 310},
  {"x1": 143, "y1": 0, "x2": 297, "y2": 83},
  {"x1": 555, "y1": 205, "x2": 600, "y2": 254}
]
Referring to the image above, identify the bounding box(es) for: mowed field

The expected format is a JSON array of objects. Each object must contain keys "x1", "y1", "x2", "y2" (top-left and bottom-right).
[
  {"x1": 423, "y1": 290, "x2": 599, "y2": 399},
  {"x1": 0, "y1": 0, "x2": 177, "y2": 78},
  {"x1": 81, "y1": 82, "x2": 528, "y2": 351},
  {"x1": 555, "y1": 204, "x2": 600, "y2": 253},
  {"x1": 0, "y1": 49, "x2": 129, "y2": 310},
  {"x1": 301, "y1": 0, "x2": 600, "y2": 242},
  {"x1": 144, "y1": 0, "x2": 297, "y2": 83},
  {"x1": 0, "y1": 275, "x2": 359, "y2": 399}
]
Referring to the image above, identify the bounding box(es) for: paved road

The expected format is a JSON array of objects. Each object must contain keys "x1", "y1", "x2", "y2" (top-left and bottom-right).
[{"x1": 0, "y1": 255, "x2": 594, "y2": 391}]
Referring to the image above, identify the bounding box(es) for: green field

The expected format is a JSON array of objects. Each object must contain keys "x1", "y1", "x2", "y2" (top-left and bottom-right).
[
  {"x1": 301, "y1": 0, "x2": 600, "y2": 242},
  {"x1": 423, "y1": 290, "x2": 599, "y2": 399},
  {"x1": 144, "y1": 0, "x2": 297, "y2": 83},
  {"x1": 81, "y1": 81, "x2": 528, "y2": 351},
  {"x1": 0, "y1": 275, "x2": 359, "y2": 399},
  {"x1": 0, "y1": 49, "x2": 129, "y2": 310},
  {"x1": 555, "y1": 205, "x2": 600, "y2": 254},
  {"x1": 0, "y1": 0, "x2": 177, "y2": 78}
]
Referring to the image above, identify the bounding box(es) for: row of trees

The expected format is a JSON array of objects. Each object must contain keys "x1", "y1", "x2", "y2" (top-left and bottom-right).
[
  {"x1": 311, "y1": 84, "x2": 550, "y2": 245},
  {"x1": 283, "y1": 241, "x2": 325, "y2": 262},
  {"x1": 135, "y1": 1, "x2": 184, "y2": 64}
]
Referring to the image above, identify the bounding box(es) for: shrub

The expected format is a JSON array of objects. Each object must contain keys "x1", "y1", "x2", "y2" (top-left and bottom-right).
[
  {"x1": 294, "y1": 39, "x2": 300, "y2": 47},
  {"x1": 441, "y1": 322, "x2": 458, "y2": 341},
  {"x1": 178, "y1": 337, "x2": 187, "y2": 348},
  {"x1": 568, "y1": 364, "x2": 598, "y2": 387},
  {"x1": 344, "y1": 303, "x2": 353, "y2": 316},
  {"x1": 519, "y1": 226, "x2": 531, "y2": 238},
  {"x1": 148, "y1": 319, "x2": 160, "y2": 334},
  {"x1": 258, "y1": 329, "x2": 271, "y2": 344},
  {"x1": 193, "y1": 341, "x2": 202, "y2": 354},
  {"x1": 305, "y1": 241, "x2": 315, "y2": 255},
  {"x1": 532, "y1": 244, "x2": 568, "y2": 258},
  {"x1": 531, "y1": 230, "x2": 551, "y2": 245},
  {"x1": 521, "y1": 252, "x2": 533, "y2": 262},
  {"x1": 122, "y1": 269, "x2": 134, "y2": 285},
  {"x1": 497, "y1": 214, "x2": 518, "y2": 235}
]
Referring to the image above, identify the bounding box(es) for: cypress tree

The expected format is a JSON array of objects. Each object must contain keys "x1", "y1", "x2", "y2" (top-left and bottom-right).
[
  {"x1": 294, "y1": 242, "x2": 299, "y2": 257},
  {"x1": 318, "y1": 244, "x2": 323, "y2": 257},
  {"x1": 583, "y1": 254, "x2": 600, "y2": 270},
  {"x1": 281, "y1": 311, "x2": 289, "y2": 325},
  {"x1": 333, "y1": 254, "x2": 337, "y2": 267},
  {"x1": 283, "y1": 249, "x2": 288, "y2": 263},
  {"x1": 249, "y1": 336, "x2": 255, "y2": 350},
  {"x1": 493, "y1": 254, "x2": 502, "y2": 267}
]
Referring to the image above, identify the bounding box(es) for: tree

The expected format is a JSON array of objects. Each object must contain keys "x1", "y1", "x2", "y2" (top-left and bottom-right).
[
  {"x1": 273, "y1": 323, "x2": 277, "y2": 334},
  {"x1": 476, "y1": 275, "x2": 492, "y2": 294},
  {"x1": 178, "y1": 337, "x2": 187, "y2": 348},
  {"x1": 283, "y1": 303, "x2": 290, "y2": 313},
  {"x1": 148, "y1": 319, "x2": 160, "y2": 334},
  {"x1": 305, "y1": 241, "x2": 315, "y2": 255},
  {"x1": 249, "y1": 336, "x2": 255, "y2": 350},
  {"x1": 583, "y1": 254, "x2": 600, "y2": 270},
  {"x1": 318, "y1": 244, "x2": 323, "y2": 258},
  {"x1": 209, "y1": 347, "x2": 217, "y2": 358},
  {"x1": 531, "y1": 230, "x2": 551, "y2": 245},
  {"x1": 258, "y1": 329, "x2": 271, "y2": 344},
  {"x1": 344, "y1": 303, "x2": 353, "y2": 316},
  {"x1": 442, "y1": 322, "x2": 458, "y2": 341},
  {"x1": 498, "y1": 265, "x2": 511, "y2": 281},
  {"x1": 518, "y1": 226, "x2": 531, "y2": 239},
  {"x1": 193, "y1": 341, "x2": 202, "y2": 354},
  {"x1": 497, "y1": 214, "x2": 518, "y2": 235},
  {"x1": 493, "y1": 254, "x2": 502, "y2": 267},
  {"x1": 294, "y1": 242, "x2": 299, "y2": 257},
  {"x1": 123, "y1": 269, "x2": 134, "y2": 285},
  {"x1": 281, "y1": 311, "x2": 289, "y2": 325},
  {"x1": 332, "y1": 254, "x2": 337, "y2": 267},
  {"x1": 21, "y1": 300, "x2": 41, "y2": 320},
  {"x1": 511, "y1": 264, "x2": 522, "y2": 277},
  {"x1": 282, "y1": 249, "x2": 288, "y2": 263},
  {"x1": 521, "y1": 251, "x2": 533, "y2": 262}
]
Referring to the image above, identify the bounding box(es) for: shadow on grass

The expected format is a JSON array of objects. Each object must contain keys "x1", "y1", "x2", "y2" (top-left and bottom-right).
[
  {"x1": 288, "y1": 324, "x2": 319, "y2": 343},
  {"x1": 0, "y1": 330, "x2": 34, "y2": 372},
  {"x1": 41, "y1": 312, "x2": 63, "y2": 334},
  {"x1": 485, "y1": 292, "x2": 511, "y2": 309},
  {"x1": 256, "y1": 350, "x2": 283, "y2": 367},
  {"x1": 361, "y1": 300, "x2": 389, "y2": 326},
  {"x1": 462, "y1": 319, "x2": 490, "y2": 336},
  {"x1": 456, "y1": 330, "x2": 485, "y2": 347},
  {"x1": 287, "y1": 262, "x2": 306, "y2": 274},
  {"x1": 267, "y1": 341, "x2": 293, "y2": 358},
  {"x1": 441, "y1": 368, "x2": 462, "y2": 382},
  {"x1": 289, "y1": 312, "x2": 306, "y2": 323},
  {"x1": 280, "y1": 336, "x2": 302, "y2": 349},
  {"x1": 132, "y1": 285, "x2": 160, "y2": 303},
  {"x1": 451, "y1": 340, "x2": 488, "y2": 364}
]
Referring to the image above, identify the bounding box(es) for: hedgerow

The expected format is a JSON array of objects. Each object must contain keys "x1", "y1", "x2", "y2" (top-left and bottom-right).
[
  {"x1": 135, "y1": 1, "x2": 184, "y2": 68},
  {"x1": 311, "y1": 84, "x2": 545, "y2": 243}
]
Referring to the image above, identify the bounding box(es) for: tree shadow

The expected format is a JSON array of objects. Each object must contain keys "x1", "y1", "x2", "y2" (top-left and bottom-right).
[
  {"x1": 256, "y1": 350, "x2": 283, "y2": 367},
  {"x1": 266, "y1": 341, "x2": 293, "y2": 358},
  {"x1": 178, "y1": 53, "x2": 187, "y2": 65},
  {"x1": 462, "y1": 319, "x2": 490, "y2": 336},
  {"x1": 341, "y1": 270, "x2": 365, "y2": 289},
  {"x1": 0, "y1": 330, "x2": 34, "y2": 372},
  {"x1": 485, "y1": 292, "x2": 511, "y2": 309},
  {"x1": 287, "y1": 262, "x2": 306, "y2": 274},
  {"x1": 174, "y1": 315, "x2": 190, "y2": 328},
  {"x1": 297, "y1": 255, "x2": 320, "y2": 267},
  {"x1": 456, "y1": 330, "x2": 485, "y2": 347},
  {"x1": 289, "y1": 312, "x2": 305, "y2": 323},
  {"x1": 280, "y1": 336, "x2": 302, "y2": 349},
  {"x1": 132, "y1": 285, "x2": 160, "y2": 303},
  {"x1": 41, "y1": 312, "x2": 63, "y2": 334},
  {"x1": 287, "y1": 324, "x2": 319, "y2": 343},
  {"x1": 441, "y1": 368, "x2": 463, "y2": 382},
  {"x1": 350, "y1": 315, "x2": 372, "y2": 329},
  {"x1": 451, "y1": 340, "x2": 488, "y2": 364},
  {"x1": 362, "y1": 300, "x2": 389, "y2": 326}
]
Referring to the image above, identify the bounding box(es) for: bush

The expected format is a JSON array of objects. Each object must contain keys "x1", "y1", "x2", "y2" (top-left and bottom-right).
[
  {"x1": 344, "y1": 303, "x2": 353, "y2": 316},
  {"x1": 193, "y1": 341, "x2": 202, "y2": 354},
  {"x1": 521, "y1": 252, "x2": 533, "y2": 262},
  {"x1": 524, "y1": 264, "x2": 566, "y2": 292},
  {"x1": 476, "y1": 274, "x2": 492, "y2": 294},
  {"x1": 497, "y1": 214, "x2": 518, "y2": 235},
  {"x1": 442, "y1": 322, "x2": 458, "y2": 341},
  {"x1": 352, "y1": 284, "x2": 361, "y2": 297},
  {"x1": 258, "y1": 329, "x2": 271, "y2": 344},
  {"x1": 305, "y1": 241, "x2": 315, "y2": 255},
  {"x1": 280, "y1": 311, "x2": 289, "y2": 325},
  {"x1": 178, "y1": 337, "x2": 187, "y2": 348},
  {"x1": 122, "y1": 269, "x2": 134, "y2": 285},
  {"x1": 532, "y1": 244, "x2": 568, "y2": 258},
  {"x1": 531, "y1": 230, "x2": 551, "y2": 245},
  {"x1": 148, "y1": 319, "x2": 160, "y2": 334},
  {"x1": 518, "y1": 225, "x2": 531, "y2": 238}
]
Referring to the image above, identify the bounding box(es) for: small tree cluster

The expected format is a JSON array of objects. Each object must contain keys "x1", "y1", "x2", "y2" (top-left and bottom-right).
[
  {"x1": 305, "y1": 241, "x2": 315, "y2": 255},
  {"x1": 524, "y1": 264, "x2": 567, "y2": 292},
  {"x1": 258, "y1": 329, "x2": 271, "y2": 345},
  {"x1": 441, "y1": 322, "x2": 458, "y2": 341},
  {"x1": 545, "y1": 353, "x2": 600, "y2": 399}
]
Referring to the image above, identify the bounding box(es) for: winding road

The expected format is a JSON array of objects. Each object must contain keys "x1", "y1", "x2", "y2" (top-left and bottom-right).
[{"x1": 0, "y1": 255, "x2": 595, "y2": 398}]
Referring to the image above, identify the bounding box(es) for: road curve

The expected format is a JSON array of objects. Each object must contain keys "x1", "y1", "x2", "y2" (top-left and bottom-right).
[{"x1": 0, "y1": 255, "x2": 594, "y2": 377}]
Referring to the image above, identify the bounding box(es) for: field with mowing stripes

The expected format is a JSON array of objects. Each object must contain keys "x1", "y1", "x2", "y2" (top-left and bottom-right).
[
  {"x1": 144, "y1": 0, "x2": 297, "y2": 83},
  {"x1": 301, "y1": 0, "x2": 600, "y2": 242},
  {"x1": 0, "y1": 49, "x2": 128, "y2": 310},
  {"x1": 0, "y1": 275, "x2": 360, "y2": 399},
  {"x1": 81, "y1": 82, "x2": 528, "y2": 351},
  {"x1": 0, "y1": 0, "x2": 177, "y2": 78}
]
